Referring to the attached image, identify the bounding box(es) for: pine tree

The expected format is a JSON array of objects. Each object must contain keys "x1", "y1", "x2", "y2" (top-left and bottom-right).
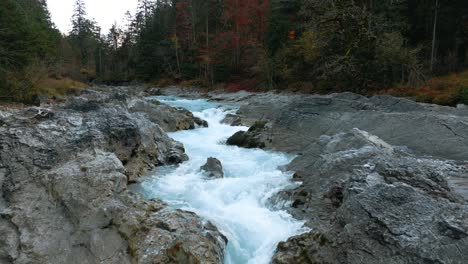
[
  {"x1": 1, "y1": 0, "x2": 61, "y2": 101},
  {"x1": 68, "y1": 0, "x2": 100, "y2": 71}
]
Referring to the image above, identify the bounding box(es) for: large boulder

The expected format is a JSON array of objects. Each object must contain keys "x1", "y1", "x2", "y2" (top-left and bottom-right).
[
  {"x1": 221, "y1": 113, "x2": 242, "y2": 126},
  {"x1": 235, "y1": 92, "x2": 468, "y2": 160},
  {"x1": 226, "y1": 121, "x2": 271, "y2": 149},
  {"x1": 0, "y1": 87, "x2": 225, "y2": 264},
  {"x1": 272, "y1": 129, "x2": 468, "y2": 264},
  {"x1": 200, "y1": 157, "x2": 224, "y2": 178},
  {"x1": 0, "y1": 149, "x2": 226, "y2": 264},
  {"x1": 128, "y1": 99, "x2": 208, "y2": 132}
]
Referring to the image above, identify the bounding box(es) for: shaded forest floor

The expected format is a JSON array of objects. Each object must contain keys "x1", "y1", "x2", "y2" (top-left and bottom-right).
[
  {"x1": 385, "y1": 70, "x2": 468, "y2": 106},
  {"x1": 6, "y1": 70, "x2": 467, "y2": 108}
]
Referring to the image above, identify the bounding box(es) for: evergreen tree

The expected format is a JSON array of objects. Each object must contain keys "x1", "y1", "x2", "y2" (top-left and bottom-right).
[
  {"x1": 68, "y1": 0, "x2": 100, "y2": 71},
  {"x1": 0, "y1": 0, "x2": 60, "y2": 101}
]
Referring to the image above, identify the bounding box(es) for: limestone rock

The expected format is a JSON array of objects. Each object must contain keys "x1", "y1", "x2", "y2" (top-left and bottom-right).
[
  {"x1": 0, "y1": 87, "x2": 225, "y2": 264},
  {"x1": 226, "y1": 121, "x2": 271, "y2": 149},
  {"x1": 129, "y1": 99, "x2": 208, "y2": 132},
  {"x1": 271, "y1": 129, "x2": 468, "y2": 264},
  {"x1": 221, "y1": 113, "x2": 242, "y2": 126},
  {"x1": 200, "y1": 157, "x2": 224, "y2": 178}
]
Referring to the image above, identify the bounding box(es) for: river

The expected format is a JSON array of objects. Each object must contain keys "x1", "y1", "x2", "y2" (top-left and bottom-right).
[{"x1": 132, "y1": 96, "x2": 306, "y2": 264}]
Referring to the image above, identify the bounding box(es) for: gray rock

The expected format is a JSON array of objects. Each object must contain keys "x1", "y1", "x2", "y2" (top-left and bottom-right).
[
  {"x1": 129, "y1": 99, "x2": 208, "y2": 132},
  {"x1": 146, "y1": 88, "x2": 162, "y2": 96},
  {"x1": 200, "y1": 157, "x2": 224, "y2": 178},
  {"x1": 271, "y1": 129, "x2": 468, "y2": 264},
  {"x1": 23, "y1": 107, "x2": 55, "y2": 120},
  {"x1": 0, "y1": 87, "x2": 225, "y2": 264},
  {"x1": 226, "y1": 121, "x2": 271, "y2": 149},
  {"x1": 235, "y1": 92, "x2": 468, "y2": 160},
  {"x1": 64, "y1": 97, "x2": 101, "y2": 112},
  {"x1": 221, "y1": 113, "x2": 242, "y2": 126},
  {"x1": 81, "y1": 88, "x2": 468, "y2": 264}
]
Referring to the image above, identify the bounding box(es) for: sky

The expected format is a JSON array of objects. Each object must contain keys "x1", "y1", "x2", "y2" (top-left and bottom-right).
[{"x1": 47, "y1": 0, "x2": 139, "y2": 34}]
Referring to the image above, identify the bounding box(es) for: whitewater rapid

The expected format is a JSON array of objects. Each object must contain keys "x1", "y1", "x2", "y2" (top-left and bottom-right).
[{"x1": 133, "y1": 96, "x2": 306, "y2": 264}]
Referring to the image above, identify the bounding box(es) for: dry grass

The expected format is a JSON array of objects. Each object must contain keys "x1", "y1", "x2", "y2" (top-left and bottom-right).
[
  {"x1": 34, "y1": 78, "x2": 88, "y2": 97},
  {"x1": 386, "y1": 70, "x2": 468, "y2": 106},
  {"x1": 146, "y1": 79, "x2": 178, "y2": 87},
  {"x1": 180, "y1": 78, "x2": 210, "y2": 88}
]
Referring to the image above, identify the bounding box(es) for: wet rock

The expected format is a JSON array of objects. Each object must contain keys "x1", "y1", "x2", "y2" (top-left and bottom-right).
[
  {"x1": 200, "y1": 157, "x2": 224, "y2": 178},
  {"x1": 248, "y1": 120, "x2": 268, "y2": 131},
  {"x1": 146, "y1": 87, "x2": 162, "y2": 96},
  {"x1": 272, "y1": 232, "x2": 330, "y2": 264},
  {"x1": 222, "y1": 113, "x2": 242, "y2": 126},
  {"x1": 134, "y1": 209, "x2": 226, "y2": 264},
  {"x1": 226, "y1": 121, "x2": 271, "y2": 149},
  {"x1": 166, "y1": 141, "x2": 189, "y2": 165},
  {"x1": 129, "y1": 99, "x2": 208, "y2": 132}
]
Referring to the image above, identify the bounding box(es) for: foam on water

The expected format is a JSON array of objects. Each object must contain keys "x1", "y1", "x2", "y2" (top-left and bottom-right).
[{"x1": 134, "y1": 96, "x2": 306, "y2": 264}]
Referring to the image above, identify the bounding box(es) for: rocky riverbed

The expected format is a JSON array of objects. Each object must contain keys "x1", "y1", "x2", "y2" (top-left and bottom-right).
[
  {"x1": 208, "y1": 90, "x2": 468, "y2": 264},
  {"x1": 1, "y1": 86, "x2": 468, "y2": 264}
]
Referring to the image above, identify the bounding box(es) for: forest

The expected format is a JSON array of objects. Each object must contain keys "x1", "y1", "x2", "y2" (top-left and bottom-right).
[{"x1": 1, "y1": 0, "x2": 468, "y2": 105}]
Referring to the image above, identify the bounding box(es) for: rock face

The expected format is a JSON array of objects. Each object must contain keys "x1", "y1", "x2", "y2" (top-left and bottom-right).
[
  {"x1": 129, "y1": 98, "x2": 208, "y2": 132},
  {"x1": 221, "y1": 113, "x2": 242, "y2": 126},
  {"x1": 226, "y1": 121, "x2": 271, "y2": 149},
  {"x1": 221, "y1": 92, "x2": 468, "y2": 264},
  {"x1": 234, "y1": 92, "x2": 468, "y2": 160},
  {"x1": 200, "y1": 157, "x2": 224, "y2": 178},
  {"x1": 0, "y1": 87, "x2": 226, "y2": 264},
  {"x1": 272, "y1": 129, "x2": 468, "y2": 264}
]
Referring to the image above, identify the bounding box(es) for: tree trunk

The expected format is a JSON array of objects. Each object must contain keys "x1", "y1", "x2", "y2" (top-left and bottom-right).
[
  {"x1": 235, "y1": 0, "x2": 240, "y2": 70},
  {"x1": 205, "y1": 16, "x2": 209, "y2": 80},
  {"x1": 430, "y1": 0, "x2": 439, "y2": 72}
]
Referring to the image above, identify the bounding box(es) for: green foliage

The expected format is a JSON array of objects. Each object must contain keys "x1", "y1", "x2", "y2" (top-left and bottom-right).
[
  {"x1": 0, "y1": 0, "x2": 61, "y2": 102},
  {"x1": 457, "y1": 87, "x2": 468, "y2": 105},
  {"x1": 2, "y1": 0, "x2": 468, "y2": 100}
]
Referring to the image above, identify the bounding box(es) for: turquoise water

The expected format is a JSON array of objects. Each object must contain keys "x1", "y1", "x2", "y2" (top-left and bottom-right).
[{"x1": 136, "y1": 96, "x2": 306, "y2": 264}]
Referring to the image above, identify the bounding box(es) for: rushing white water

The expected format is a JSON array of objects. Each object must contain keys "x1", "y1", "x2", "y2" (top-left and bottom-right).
[{"x1": 133, "y1": 96, "x2": 306, "y2": 264}]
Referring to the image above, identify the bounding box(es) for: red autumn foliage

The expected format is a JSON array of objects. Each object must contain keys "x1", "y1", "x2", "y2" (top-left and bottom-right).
[
  {"x1": 175, "y1": 0, "x2": 193, "y2": 49},
  {"x1": 200, "y1": 0, "x2": 270, "y2": 70},
  {"x1": 224, "y1": 79, "x2": 259, "y2": 92}
]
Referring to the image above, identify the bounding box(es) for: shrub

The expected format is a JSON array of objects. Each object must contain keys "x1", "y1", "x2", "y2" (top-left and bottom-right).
[
  {"x1": 180, "y1": 78, "x2": 209, "y2": 88},
  {"x1": 457, "y1": 87, "x2": 468, "y2": 105}
]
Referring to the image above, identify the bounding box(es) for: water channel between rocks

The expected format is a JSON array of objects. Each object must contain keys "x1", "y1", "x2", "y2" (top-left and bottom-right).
[{"x1": 131, "y1": 96, "x2": 307, "y2": 264}]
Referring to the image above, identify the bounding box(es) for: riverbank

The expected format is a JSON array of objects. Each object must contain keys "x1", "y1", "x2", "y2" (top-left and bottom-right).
[
  {"x1": 0, "y1": 86, "x2": 226, "y2": 263},
  {"x1": 191, "y1": 88, "x2": 468, "y2": 264},
  {"x1": 1, "y1": 85, "x2": 468, "y2": 263}
]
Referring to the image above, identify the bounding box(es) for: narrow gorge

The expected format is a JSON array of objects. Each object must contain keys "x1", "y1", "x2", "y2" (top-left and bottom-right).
[{"x1": 131, "y1": 95, "x2": 306, "y2": 263}]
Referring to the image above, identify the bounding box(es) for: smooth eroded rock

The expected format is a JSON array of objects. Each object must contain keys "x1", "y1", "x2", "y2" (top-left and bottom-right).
[
  {"x1": 129, "y1": 99, "x2": 208, "y2": 132},
  {"x1": 272, "y1": 129, "x2": 468, "y2": 264},
  {"x1": 226, "y1": 122, "x2": 272, "y2": 149},
  {"x1": 200, "y1": 157, "x2": 224, "y2": 178},
  {"x1": 0, "y1": 87, "x2": 225, "y2": 264}
]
